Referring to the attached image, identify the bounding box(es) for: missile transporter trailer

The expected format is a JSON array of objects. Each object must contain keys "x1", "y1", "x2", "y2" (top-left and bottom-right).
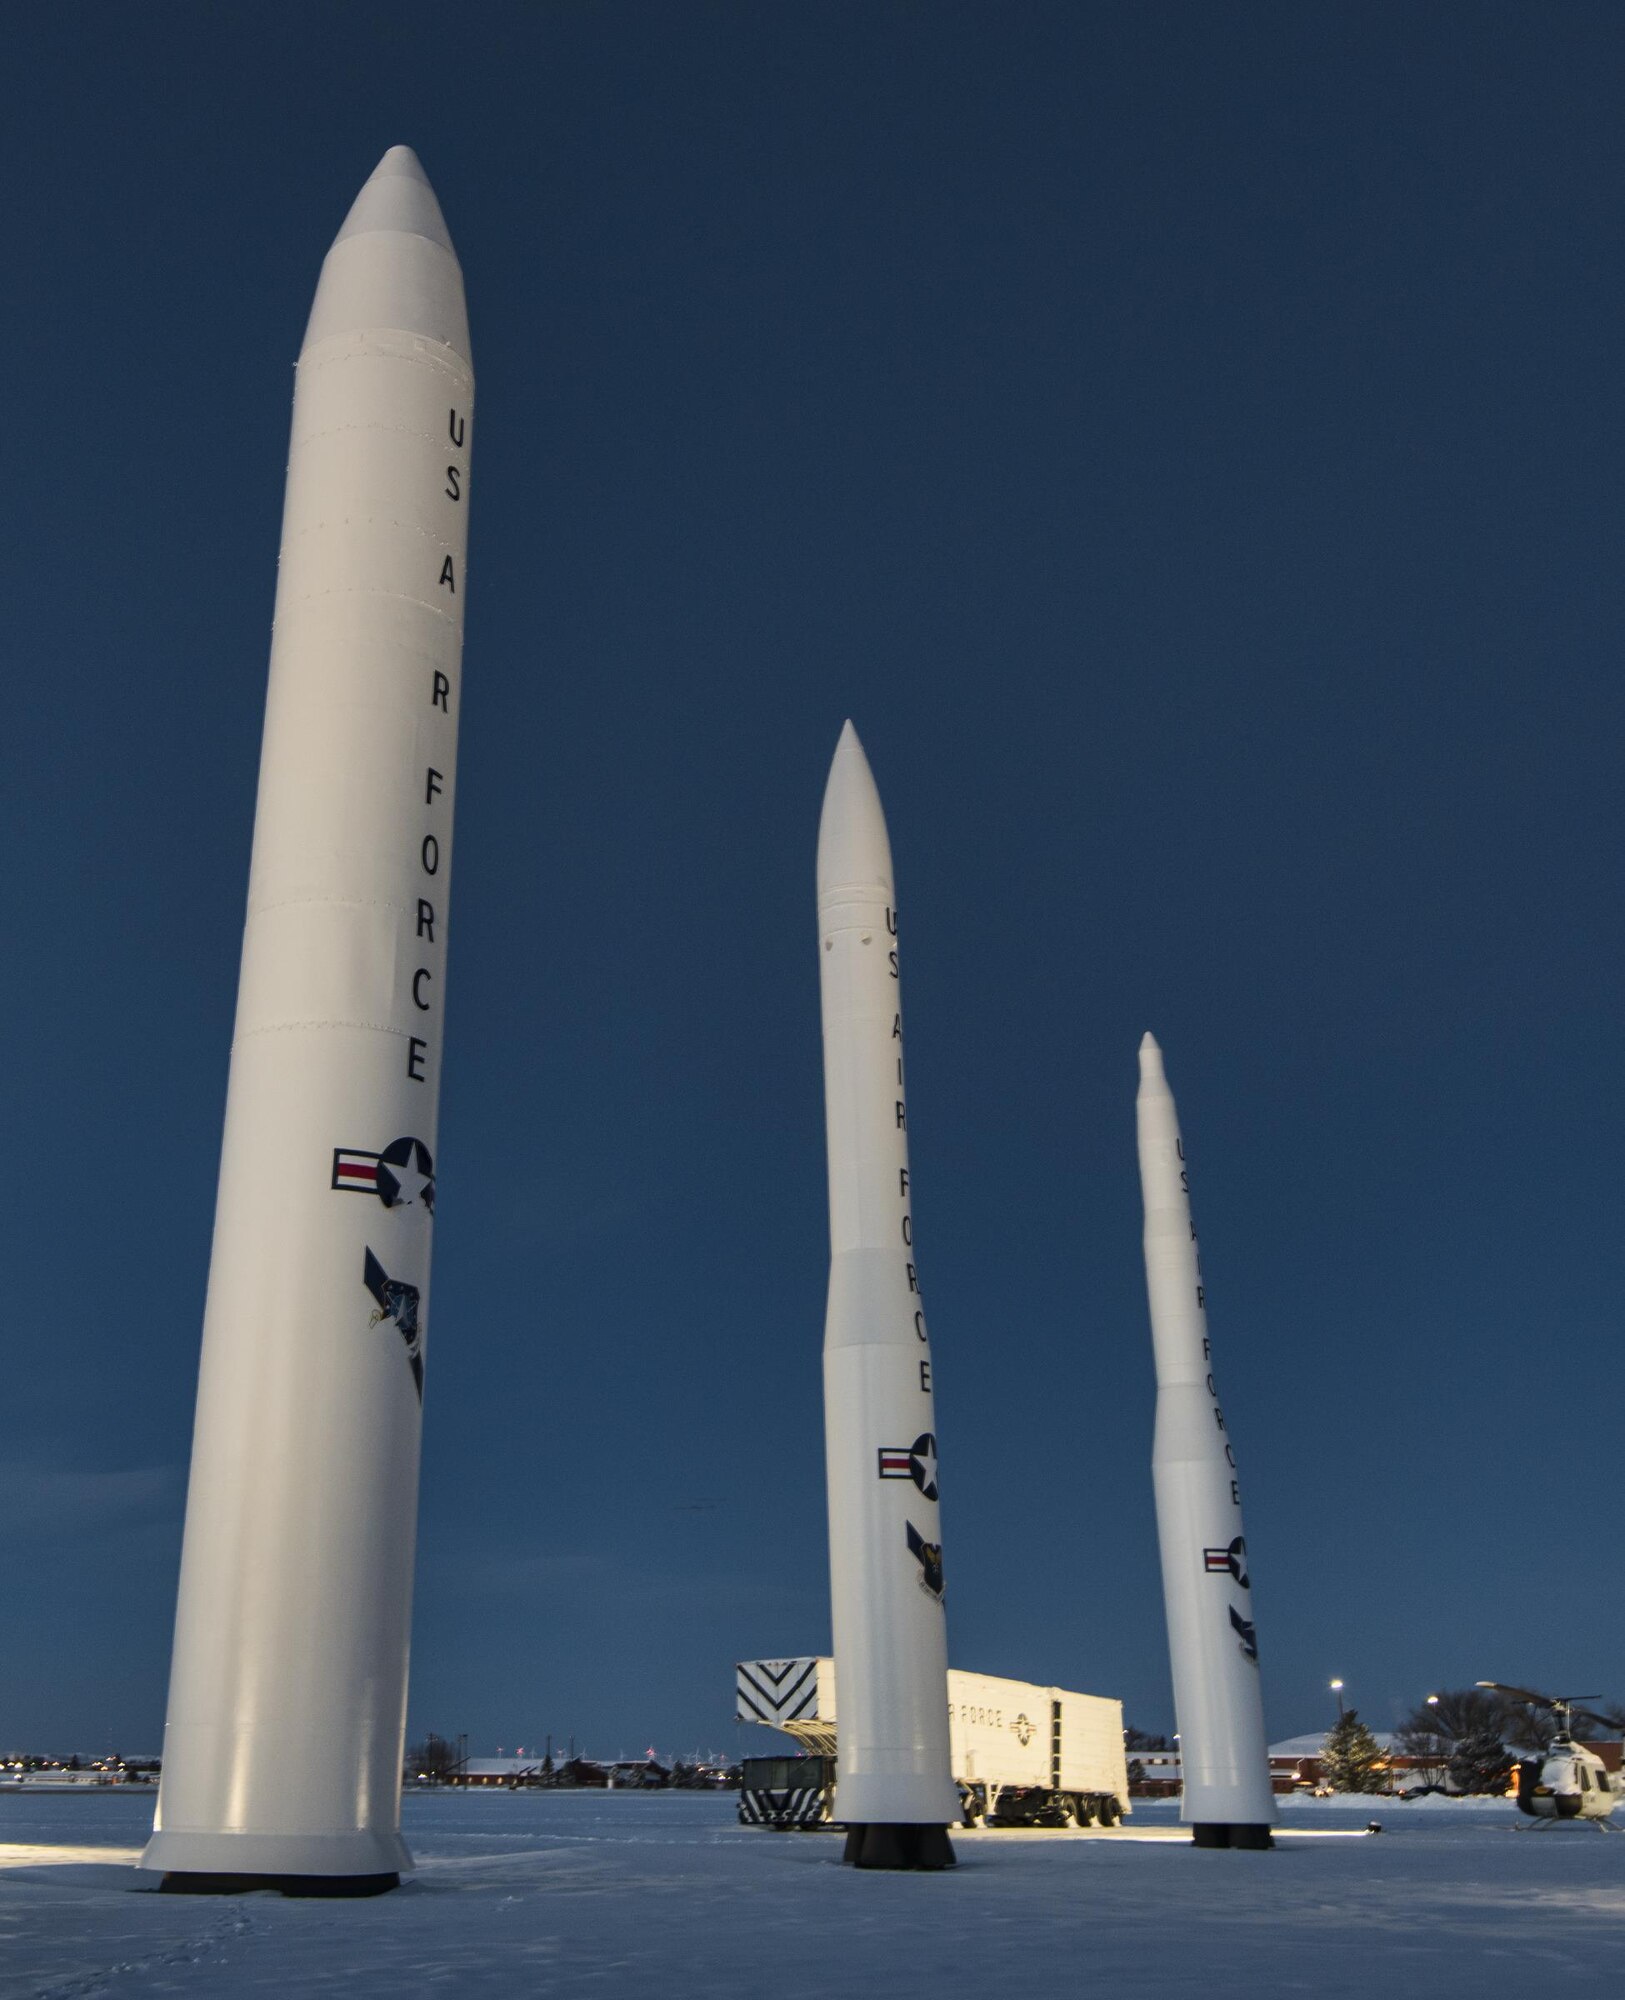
[{"x1": 736, "y1": 1658, "x2": 1131, "y2": 1831}]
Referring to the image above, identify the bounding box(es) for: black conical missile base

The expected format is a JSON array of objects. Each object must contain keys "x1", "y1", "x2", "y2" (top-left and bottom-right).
[
  {"x1": 1190, "y1": 1824, "x2": 1274, "y2": 1851},
  {"x1": 842, "y1": 1823, "x2": 956, "y2": 1870},
  {"x1": 159, "y1": 1871, "x2": 400, "y2": 1898}
]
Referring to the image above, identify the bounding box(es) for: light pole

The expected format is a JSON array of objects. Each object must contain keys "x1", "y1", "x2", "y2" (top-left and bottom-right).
[
  {"x1": 1330, "y1": 1679, "x2": 1345, "y2": 1720},
  {"x1": 1425, "y1": 1693, "x2": 1451, "y2": 1788}
]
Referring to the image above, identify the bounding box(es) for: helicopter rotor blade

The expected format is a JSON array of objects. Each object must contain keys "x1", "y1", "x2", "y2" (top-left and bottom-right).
[{"x1": 1476, "y1": 1681, "x2": 1556, "y2": 1708}]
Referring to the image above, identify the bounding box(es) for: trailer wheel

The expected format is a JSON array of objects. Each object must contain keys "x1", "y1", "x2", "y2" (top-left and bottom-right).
[
  {"x1": 1096, "y1": 1795, "x2": 1120, "y2": 1827},
  {"x1": 1072, "y1": 1795, "x2": 1094, "y2": 1828}
]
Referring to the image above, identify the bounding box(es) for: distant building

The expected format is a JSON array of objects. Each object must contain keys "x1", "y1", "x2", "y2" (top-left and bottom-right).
[
  {"x1": 605, "y1": 1759, "x2": 669, "y2": 1789},
  {"x1": 450, "y1": 1757, "x2": 549, "y2": 1788},
  {"x1": 1131, "y1": 1732, "x2": 1625, "y2": 1801}
]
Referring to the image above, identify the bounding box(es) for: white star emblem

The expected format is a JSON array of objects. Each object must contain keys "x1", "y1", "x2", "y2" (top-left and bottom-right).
[{"x1": 909, "y1": 1435, "x2": 938, "y2": 1502}]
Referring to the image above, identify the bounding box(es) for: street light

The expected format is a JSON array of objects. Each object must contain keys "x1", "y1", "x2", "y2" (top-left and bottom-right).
[
  {"x1": 1422, "y1": 1693, "x2": 1452, "y2": 1788},
  {"x1": 1330, "y1": 1679, "x2": 1345, "y2": 1719}
]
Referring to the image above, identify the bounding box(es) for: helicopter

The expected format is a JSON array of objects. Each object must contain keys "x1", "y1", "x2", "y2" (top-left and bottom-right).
[{"x1": 1477, "y1": 1683, "x2": 1621, "y2": 1825}]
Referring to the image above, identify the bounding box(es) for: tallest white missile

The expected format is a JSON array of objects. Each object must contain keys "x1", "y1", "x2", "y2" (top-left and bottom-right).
[
  {"x1": 818, "y1": 723, "x2": 959, "y2": 1871},
  {"x1": 142, "y1": 149, "x2": 473, "y2": 1894},
  {"x1": 1136, "y1": 1034, "x2": 1275, "y2": 1849}
]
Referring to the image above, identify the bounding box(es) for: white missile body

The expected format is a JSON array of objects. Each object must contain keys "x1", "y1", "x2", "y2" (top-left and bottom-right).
[
  {"x1": 142, "y1": 149, "x2": 473, "y2": 1892},
  {"x1": 818, "y1": 723, "x2": 958, "y2": 1869},
  {"x1": 1136, "y1": 1034, "x2": 1275, "y2": 1848}
]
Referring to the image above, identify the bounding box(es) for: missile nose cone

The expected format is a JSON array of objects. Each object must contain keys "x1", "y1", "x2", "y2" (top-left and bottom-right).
[
  {"x1": 1137, "y1": 1031, "x2": 1170, "y2": 1095},
  {"x1": 332, "y1": 145, "x2": 455, "y2": 254},
  {"x1": 304, "y1": 145, "x2": 469, "y2": 362},
  {"x1": 818, "y1": 720, "x2": 895, "y2": 903},
  {"x1": 379, "y1": 144, "x2": 429, "y2": 180}
]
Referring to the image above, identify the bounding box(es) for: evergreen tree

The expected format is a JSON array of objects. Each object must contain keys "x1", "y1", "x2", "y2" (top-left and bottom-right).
[
  {"x1": 1320, "y1": 1710, "x2": 1387, "y2": 1793},
  {"x1": 1447, "y1": 1729, "x2": 1513, "y2": 1796}
]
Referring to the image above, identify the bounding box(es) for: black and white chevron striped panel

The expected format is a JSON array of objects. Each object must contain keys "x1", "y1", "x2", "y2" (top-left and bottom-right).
[
  {"x1": 735, "y1": 1657, "x2": 820, "y2": 1727},
  {"x1": 739, "y1": 1785, "x2": 828, "y2": 1827}
]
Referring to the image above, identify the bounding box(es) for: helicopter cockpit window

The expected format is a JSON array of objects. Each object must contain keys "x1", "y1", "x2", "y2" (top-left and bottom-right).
[{"x1": 1578, "y1": 1766, "x2": 1591, "y2": 1790}]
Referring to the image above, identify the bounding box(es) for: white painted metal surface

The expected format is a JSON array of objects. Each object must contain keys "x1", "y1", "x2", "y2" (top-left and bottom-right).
[
  {"x1": 1136, "y1": 1034, "x2": 1275, "y2": 1834},
  {"x1": 142, "y1": 147, "x2": 473, "y2": 1884},
  {"x1": 736, "y1": 1659, "x2": 1130, "y2": 1805},
  {"x1": 817, "y1": 724, "x2": 959, "y2": 1832},
  {"x1": 948, "y1": 1671, "x2": 1129, "y2": 1802}
]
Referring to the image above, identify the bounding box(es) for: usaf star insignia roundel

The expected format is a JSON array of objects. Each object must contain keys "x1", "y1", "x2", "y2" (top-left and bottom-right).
[
  {"x1": 1203, "y1": 1536, "x2": 1248, "y2": 1587},
  {"x1": 331, "y1": 1136, "x2": 435, "y2": 1214},
  {"x1": 878, "y1": 1433, "x2": 939, "y2": 1501},
  {"x1": 906, "y1": 1433, "x2": 938, "y2": 1501}
]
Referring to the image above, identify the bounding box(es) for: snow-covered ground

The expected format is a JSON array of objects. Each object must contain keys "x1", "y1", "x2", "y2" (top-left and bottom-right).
[{"x1": 2, "y1": 1788, "x2": 1622, "y2": 1996}]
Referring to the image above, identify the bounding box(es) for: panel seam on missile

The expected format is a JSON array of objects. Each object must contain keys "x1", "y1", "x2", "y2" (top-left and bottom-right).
[
  {"x1": 279, "y1": 520, "x2": 458, "y2": 545},
  {"x1": 233, "y1": 1019, "x2": 421, "y2": 1040},
  {"x1": 273, "y1": 589, "x2": 463, "y2": 620},
  {"x1": 245, "y1": 895, "x2": 439, "y2": 918}
]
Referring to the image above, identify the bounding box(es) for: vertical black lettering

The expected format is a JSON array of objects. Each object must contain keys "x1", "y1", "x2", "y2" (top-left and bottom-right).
[
  {"x1": 439, "y1": 555, "x2": 457, "y2": 592},
  {"x1": 421, "y1": 835, "x2": 440, "y2": 875},
  {"x1": 1202, "y1": 1337, "x2": 1212, "y2": 1360},
  {"x1": 920, "y1": 1360, "x2": 932, "y2": 1392},
  {"x1": 899, "y1": 1168, "x2": 909, "y2": 1196},
  {"x1": 426, "y1": 767, "x2": 444, "y2": 804},
  {"x1": 408, "y1": 1038, "x2": 428, "y2": 1082},
  {"x1": 412, "y1": 969, "x2": 432, "y2": 1011},
  {"x1": 416, "y1": 899, "x2": 436, "y2": 942},
  {"x1": 432, "y1": 671, "x2": 450, "y2": 712},
  {"x1": 906, "y1": 1263, "x2": 919, "y2": 1293},
  {"x1": 892, "y1": 1014, "x2": 902, "y2": 1039},
  {"x1": 888, "y1": 951, "x2": 899, "y2": 978},
  {"x1": 915, "y1": 1311, "x2": 927, "y2": 1342},
  {"x1": 886, "y1": 906, "x2": 898, "y2": 936},
  {"x1": 445, "y1": 466, "x2": 462, "y2": 501},
  {"x1": 1214, "y1": 1409, "x2": 1226, "y2": 1433},
  {"x1": 449, "y1": 408, "x2": 466, "y2": 448},
  {"x1": 901, "y1": 1216, "x2": 912, "y2": 1246},
  {"x1": 895, "y1": 1101, "x2": 907, "y2": 1128},
  {"x1": 1196, "y1": 1285, "x2": 1205, "y2": 1307},
  {"x1": 1225, "y1": 1444, "x2": 1237, "y2": 1469},
  {"x1": 1231, "y1": 1480, "x2": 1241, "y2": 1506},
  {"x1": 1206, "y1": 1374, "x2": 1217, "y2": 1397}
]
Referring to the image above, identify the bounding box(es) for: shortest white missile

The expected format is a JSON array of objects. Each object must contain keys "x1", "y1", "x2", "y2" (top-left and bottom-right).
[{"x1": 1137, "y1": 1034, "x2": 1275, "y2": 1849}]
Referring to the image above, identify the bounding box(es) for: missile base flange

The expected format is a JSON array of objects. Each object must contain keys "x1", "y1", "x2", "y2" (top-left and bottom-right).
[
  {"x1": 842, "y1": 1823, "x2": 956, "y2": 1870},
  {"x1": 1191, "y1": 1822, "x2": 1275, "y2": 1851},
  {"x1": 159, "y1": 1871, "x2": 401, "y2": 1897}
]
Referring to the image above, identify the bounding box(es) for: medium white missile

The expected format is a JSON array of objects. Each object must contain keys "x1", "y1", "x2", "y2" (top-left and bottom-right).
[
  {"x1": 141, "y1": 148, "x2": 473, "y2": 1895},
  {"x1": 818, "y1": 722, "x2": 958, "y2": 1871},
  {"x1": 1137, "y1": 1034, "x2": 1275, "y2": 1849}
]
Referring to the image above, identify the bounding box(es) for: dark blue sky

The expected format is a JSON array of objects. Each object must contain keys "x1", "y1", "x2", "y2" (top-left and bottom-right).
[{"x1": 7, "y1": 1, "x2": 1622, "y2": 1760}]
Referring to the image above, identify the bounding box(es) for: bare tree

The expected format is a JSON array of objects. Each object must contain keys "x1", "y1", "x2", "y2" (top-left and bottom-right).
[{"x1": 405, "y1": 1732, "x2": 461, "y2": 1783}]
